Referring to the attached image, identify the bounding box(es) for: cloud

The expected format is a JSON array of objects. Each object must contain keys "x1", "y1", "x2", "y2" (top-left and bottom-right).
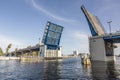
[
  {"x1": 62, "y1": 30, "x2": 89, "y2": 54},
  {"x1": 73, "y1": 31, "x2": 88, "y2": 40},
  {"x1": 31, "y1": 0, "x2": 75, "y2": 22},
  {"x1": 72, "y1": 31, "x2": 89, "y2": 51},
  {"x1": 94, "y1": 0, "x2": 120, "y2": 15},
  {"x1": 0, "y1": 34, "x2": 26, "y2": 53}
]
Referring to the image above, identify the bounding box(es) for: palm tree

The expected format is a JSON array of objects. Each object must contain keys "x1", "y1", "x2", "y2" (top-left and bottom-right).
[
  {"x1": 0, "y1": 47, "x2": 3, "y2": 56},
  {"x1": 6, "y1": 44, "x2": 12, "y2": 54}
]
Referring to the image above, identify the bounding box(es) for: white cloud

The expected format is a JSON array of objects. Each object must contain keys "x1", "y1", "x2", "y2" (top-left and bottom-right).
[
  {"x1": 62, "y1": 31, "x2": 89, "y2": 54},
  {"x1": 73, "y1": 31, "x2": 89, "y2": 52},
  {"x1": 0, "y1": 34, "x2": 26, "y2": 53},
  {"x1": 31, "y1": 0, "x2": 75, "y2": 22},
  {"x1": 73, "y1": 31, "x2": 88, "y2": 40}
]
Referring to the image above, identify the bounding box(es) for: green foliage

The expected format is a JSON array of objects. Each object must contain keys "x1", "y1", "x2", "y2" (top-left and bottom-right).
[
  {"x1": 6, "y1": 43, "x2": 12, "y2": 54},
  {"x1": 8, "y1": 44, "x2": 12, "y2": 49},
  {"x1": 0, "y1": 47, "x2": 4, "y2": 56}
]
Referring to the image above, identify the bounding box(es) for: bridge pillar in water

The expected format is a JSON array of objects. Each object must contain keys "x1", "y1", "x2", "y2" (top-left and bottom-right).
[
  {"x1": 89, "y1": 36, "x2": 116, "y2": 61},
  {"x1": 39, "y1": 44, "x2": 62, "y2": 58}
]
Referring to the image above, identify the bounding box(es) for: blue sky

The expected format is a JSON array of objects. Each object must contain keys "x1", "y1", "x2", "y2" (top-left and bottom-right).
[{"x1": 0, "y1": 0, "x2": 120, "y2": 54}]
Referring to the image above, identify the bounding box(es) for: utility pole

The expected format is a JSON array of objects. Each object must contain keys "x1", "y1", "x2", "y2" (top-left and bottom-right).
[{"x1": 107, "y1": 21, "x2": 112, "y2": 34}]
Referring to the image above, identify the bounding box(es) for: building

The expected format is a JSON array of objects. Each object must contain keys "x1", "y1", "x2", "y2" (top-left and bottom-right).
[{"x1": 73, "y1": 51, "x2": 78, "y2": 56}]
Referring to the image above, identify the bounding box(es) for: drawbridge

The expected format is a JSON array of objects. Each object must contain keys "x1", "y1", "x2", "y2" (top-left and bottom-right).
[
  {"x1": 81, "y1": 5, "x2": 120, "y2": 61},
  {"x1": 9, "y1": 21, "x2": 64, "y2": 58}
]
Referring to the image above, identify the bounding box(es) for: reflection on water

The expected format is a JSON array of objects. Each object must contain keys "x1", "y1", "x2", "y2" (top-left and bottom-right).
[
  {"x1": 42, "y1": 60, "x2": 62, "y2": 79},
  {"x1": 91, "y1": 61, "x2": 120, "y2": 80},
  {"x1": 0, "y1": 58, "x2": 93, "y2": 80},
  {"x1": 1, "y1": 57, "x2": 120, "y2": 80},
  {"x1": 82, "y1": 64, "x2": 91, "y2": 78}
]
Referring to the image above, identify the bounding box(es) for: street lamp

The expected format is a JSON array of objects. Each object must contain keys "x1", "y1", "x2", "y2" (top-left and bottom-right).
[
  {"x1": 107, "y1": 21, "x2": 112, "y2": 34},
  {"x1": 39, "y1": 38, "x2": 40, "y2": 44}
]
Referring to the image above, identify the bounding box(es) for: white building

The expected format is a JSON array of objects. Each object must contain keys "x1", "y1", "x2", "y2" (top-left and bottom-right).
[
  {"x1": 39, "y1": 43, "x2": 62, "y2": 58},
  {"x1": 73, "y1": 51, "x2": 78, "y2": 56}
]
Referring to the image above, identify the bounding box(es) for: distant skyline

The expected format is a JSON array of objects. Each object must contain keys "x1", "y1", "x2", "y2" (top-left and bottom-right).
[{"x1": 0, "y1": 0, "x2": 120, "y2": 54}]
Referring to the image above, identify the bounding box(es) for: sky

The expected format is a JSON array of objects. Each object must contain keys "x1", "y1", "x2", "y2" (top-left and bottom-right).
[{"x1": 0, "y1": 0, "x2": 120, "y2": 54}]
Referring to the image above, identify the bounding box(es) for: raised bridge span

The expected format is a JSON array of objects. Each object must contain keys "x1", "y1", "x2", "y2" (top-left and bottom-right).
[
  {"x1": 81, "y1": 5, "x2": 120, "y2": 61},
  {"x1": 8, "y1": 21, "x2": 64, "y2": 58}
]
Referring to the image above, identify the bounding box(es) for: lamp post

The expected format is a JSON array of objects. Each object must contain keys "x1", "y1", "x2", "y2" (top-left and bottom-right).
[
  {"x1": 39, "y1": 38, "x2": 40, "y2": 44},
  {"x1": 38, "y1": 38, "x2": 41, "y2": 57},
  {"x1": 107, "y1": 21, "x2": 112, "y2": 34}
]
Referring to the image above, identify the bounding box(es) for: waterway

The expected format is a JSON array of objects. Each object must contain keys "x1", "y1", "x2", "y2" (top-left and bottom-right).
[{"x1": 0, "y1": 57, "x2": 120, "y2": 80}]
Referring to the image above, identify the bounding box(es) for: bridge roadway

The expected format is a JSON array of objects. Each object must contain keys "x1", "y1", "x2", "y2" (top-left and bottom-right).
[
  {"x1": 8, "y1": 33, "x2": 120, "y2": 56},
  {"x1": 103, "y1": 33, "x2": 120, "y2": 43},
  {"x1": 8, "y1": 44, "x2": 41, "y2": 56}
]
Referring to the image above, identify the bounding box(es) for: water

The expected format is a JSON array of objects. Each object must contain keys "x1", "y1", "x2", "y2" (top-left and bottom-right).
[{"x1": 0, "y1": 57, "x2": 120, "y2": 80}]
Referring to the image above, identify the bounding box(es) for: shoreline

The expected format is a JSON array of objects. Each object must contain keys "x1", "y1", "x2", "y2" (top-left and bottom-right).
[{"x1": 0, "y1": 56, "x2": 78, "y2": 61}]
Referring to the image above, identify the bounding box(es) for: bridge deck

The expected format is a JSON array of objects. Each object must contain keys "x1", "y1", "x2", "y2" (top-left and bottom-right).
[{"x1": 103, "y1": 33, "x2": 120, "y2": 43}]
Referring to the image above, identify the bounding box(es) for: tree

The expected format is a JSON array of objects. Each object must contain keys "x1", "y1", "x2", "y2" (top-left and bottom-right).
[
  {"x1": 14, "y1": 48, "x2": 18, "y2": 56},
  {"x1": 6, "y1": 43, "x2": 12, "y2": 54},
  {"x1": 0, "y1": 47, "x2": 3, "y2": 56}
]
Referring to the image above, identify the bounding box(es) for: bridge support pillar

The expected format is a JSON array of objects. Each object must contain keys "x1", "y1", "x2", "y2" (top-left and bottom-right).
[
  {"x1": 39, "y1": 45, "x2": 62, "y2": 58},
  {"x1": 89, "y1": 36, "x2": 115, "y2": 61}
]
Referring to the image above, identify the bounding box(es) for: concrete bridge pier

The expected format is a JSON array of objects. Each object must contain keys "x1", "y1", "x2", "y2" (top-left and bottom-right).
[
  {"x1": 39, "y1": 45, "x2": 62, "y2": 58},
  {"x1": 81, "y1": 5, "x2": 117, "y2": 62},
  {"x1": 89, "y1": 36, "x2": 116, "y2": 61}
]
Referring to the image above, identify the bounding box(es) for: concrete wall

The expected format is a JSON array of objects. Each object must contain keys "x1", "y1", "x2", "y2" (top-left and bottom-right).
[
  {"x1": 39, "y1": 45, "x2": 62, "y2": 58},
  {"x1": 89, "y1": 37, "x2": 115, "y2": 61},
  {"x1": 89, "y1": 37, "x2": 106, "y2": 61},
  {"x1": 39, "y1": 45, "x2": 45, "y2": 57},
  {"x1": 57, "y1": 47, "x2": 62, "y2": 57}
]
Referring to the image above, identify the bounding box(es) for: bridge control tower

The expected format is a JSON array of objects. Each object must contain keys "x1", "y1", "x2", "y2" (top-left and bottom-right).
[
  {"x1": 40, "y1": 21, "x2": 64, "y2": 58},
  {"x1": 81, "y1": 5, "x2": 120, "y2": 61}
]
